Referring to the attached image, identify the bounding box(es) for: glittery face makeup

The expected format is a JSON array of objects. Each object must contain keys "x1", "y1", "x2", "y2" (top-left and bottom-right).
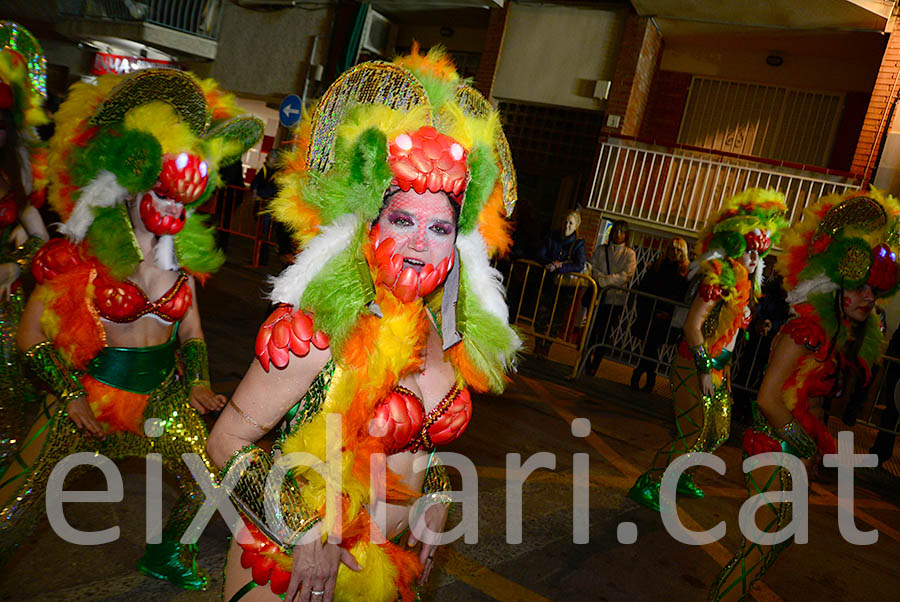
[
  {"x1": 376, "y1": 189, "x2": 456, "y2": 270},
  {"x1": 371, "y1": 189, "x2": 457, "y2": 303},
  {"x1": 843, "y1": 284, "x2": 875, "y2": 323}
]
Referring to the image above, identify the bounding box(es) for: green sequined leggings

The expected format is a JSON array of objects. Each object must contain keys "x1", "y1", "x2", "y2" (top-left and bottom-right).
[
  {"x1": 644, "y1": 356, "x2": 732, "y2": 481},
  {"x1": 0, "y1": 370, "x2": 215, "y2": 565},
  {"x1": 0, "y1": 290, "x2": 36, "y2": 474},
  {"x1": 708, "y1": 455, "x2": 793, "y2": 601}
]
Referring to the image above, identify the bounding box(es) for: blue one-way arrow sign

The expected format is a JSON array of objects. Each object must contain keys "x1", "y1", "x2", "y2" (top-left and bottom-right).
[{"x1": 280, "y1": 94, "x2": 302, "y2": 127}]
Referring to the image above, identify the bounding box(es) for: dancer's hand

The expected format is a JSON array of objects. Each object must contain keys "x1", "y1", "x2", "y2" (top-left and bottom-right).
[
  {"x1": 0, "y1": 262, "x2": 19, "y2": 301},
  {"x1": 286, "y1": 538, "x2": 361, "y2": 602},
  {"x1": 407, "y1": 501, "x2": 449, "y2": 585},
  {"x1": 189, "y1": 384, "x2": 226, "y2": 414},
  {"x1": 66, "y1": 396, "x2": 105, "y2": 438},
  {"x1": 699, "y1": 372, "x2": 715, "y2": 399}
]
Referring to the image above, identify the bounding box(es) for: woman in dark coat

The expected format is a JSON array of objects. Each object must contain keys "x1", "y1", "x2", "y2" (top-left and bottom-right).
[{"x1": 630, "y1": 237, "x2": 689, "y2": 391}]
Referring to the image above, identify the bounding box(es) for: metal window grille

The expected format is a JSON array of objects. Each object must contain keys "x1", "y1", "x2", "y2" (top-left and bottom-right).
[{"x1": 678, "y1": 77, "x2": 844, "y2": 168}]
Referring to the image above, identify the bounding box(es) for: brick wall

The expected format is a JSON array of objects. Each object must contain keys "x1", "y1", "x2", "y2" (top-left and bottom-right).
[
  {"x1": 829, "y1": 91, "x2": 870, "y2": 172},
  {"x1": 580, "y1": 207, "x2": 605, "y2": 257},
  {"x1": 474, "y1": 3, "x2": 510, "y2": 98},
  {"x1": 602, "y1": 14, "x2": 662, "y2": 137},
  {"x1": 640, "y1": 70, "x2": 692, "y2": 143},
  {"x1": 851, "y1": 29, "x2": 900, "y2": 180}
]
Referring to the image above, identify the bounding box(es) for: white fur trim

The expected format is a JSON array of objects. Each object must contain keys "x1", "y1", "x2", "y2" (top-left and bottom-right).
[
  {"x1": 268, "y1": 214, "x2": 359, "y2": 304},
  {"x1": 154, "y1": 234, "x2": 179, "y2": 271},
  {"x1": 687, "y1": 249, "x2": 725, "y2": 281},
  {"x1": 457, "y1": 231, "x2": 510, "y2": 324},
  {"x1": 786, "y1": 274, "x2": 839, "y2": 306},
  {"x1": 58, "y1": 170, "x2": 129, "y2": 242}
]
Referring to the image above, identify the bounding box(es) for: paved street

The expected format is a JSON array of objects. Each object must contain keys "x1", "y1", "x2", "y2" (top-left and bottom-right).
[{"x1": 2, "y1": 241, "x2": 898, "y2": 601}]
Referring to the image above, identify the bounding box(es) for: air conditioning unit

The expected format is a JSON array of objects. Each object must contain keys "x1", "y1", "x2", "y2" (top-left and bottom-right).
[{"x1": 358, "y1": 9, "x2": 397, "y2": 59}]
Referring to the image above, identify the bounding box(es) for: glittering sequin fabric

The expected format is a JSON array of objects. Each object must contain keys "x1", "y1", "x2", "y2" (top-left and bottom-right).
[
  {"x1": 0, "y1": 287, "x2": 28, "y2": 473},
  {"x1": 708, "y1": 404, "x2": 794, "y2": 601},
  {"x1": 0, "y1": 368, "x2": 215, "y2": 565},
  {"x1": 225, "y1": 359, "x2": 453, "y2": 552}
]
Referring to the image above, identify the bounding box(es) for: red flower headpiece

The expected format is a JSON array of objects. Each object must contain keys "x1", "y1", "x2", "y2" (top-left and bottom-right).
[
  {"x1": 388, "y1": 126, "x2": 468, "y2": 204},
  {"x1": 744, "y1": 229, "x2": 771, "y2": 254},
  {"x1": 868, "y1": 243, "x2": 899, "y2": 294},
  {"x1": 0, "y1": 82, "x2": 13, "y2": 110}
]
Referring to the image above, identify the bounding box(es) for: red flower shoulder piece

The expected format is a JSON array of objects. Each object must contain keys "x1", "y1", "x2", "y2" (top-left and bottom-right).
[
  {"x1": 780, "y1": 315, "x2": 826, "y2": 352},
  {"x1": 255, "y1": 304, "x2": 329, "y2": 371},
  {"x1": 698, "y1": 282, "x2": 723, "y2": 302},
  {"x1": 32, "y1": 238, "x2": 86, "y2": 283}
]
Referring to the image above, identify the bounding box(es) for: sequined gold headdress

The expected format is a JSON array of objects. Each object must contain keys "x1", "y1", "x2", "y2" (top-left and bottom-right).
[
  {"x1": 780, "y1": 188, "x2": 900, "y2": 302},
  {"x1": 47, "y1": 68, "x2": 264, "y2": 278},
  {"x1": 267, "y1": 46, "x2": 520, "y2": 382},
  {"x1": 0, "y1": 21, "x2": 49, "y2": 203}
]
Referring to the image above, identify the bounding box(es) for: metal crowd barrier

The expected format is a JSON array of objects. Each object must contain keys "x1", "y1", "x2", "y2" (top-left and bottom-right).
[
  {"x1": 199, "y1": 185, "x2": 277, "y2": 268},
  {"x1": 577, "y1": 284, "x2": 690, "y2": 380},
  {"x1": 577, "y1": 284, "x2": 900, "y2": 441},
  {"x1": 503, "y1": 259, "x2": 598, "y2": 378},
  {"x1": 855, "y1": 355, "x2": 900, "y2": 439},
  {"x1": 578, "y1": 284, "x2": 808, "y2": 393}
]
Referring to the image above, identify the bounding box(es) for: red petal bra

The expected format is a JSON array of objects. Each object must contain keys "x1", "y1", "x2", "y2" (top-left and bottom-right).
[
  {"x1": 32, "y1": 238, "x2": 192, "y2": 324},
  {"x1": 370, "y1": 383, "x2": 473, "y2": 454},
  {"x1": 93, "y1": 270, "x2": 192, "y2": 323},
  {"x1": 254, "y1": 304, "x2": 473, "y2": 453}
]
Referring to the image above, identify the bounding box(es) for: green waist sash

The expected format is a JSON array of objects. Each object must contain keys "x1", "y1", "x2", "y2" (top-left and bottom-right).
[
  {"x1": 87, "y1": 324, "x2": 179, "y2": 394},
  {"x1": 711, "y1": 348, "x2": 733, "y2": 371}
]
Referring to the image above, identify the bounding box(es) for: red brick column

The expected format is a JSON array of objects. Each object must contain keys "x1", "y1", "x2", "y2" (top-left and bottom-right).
[
  {"x1": 580, "y1": 208, "x2": 605, "y2": 257},
  {"x1": 602, "y1": 14, "x2": 663, "y2": 137},
  {"x1": 474, "y1": 3, "x2": 510, "y2": 98},
  {"x1": 640, "y1": 70, "x2": 692, "y2": 143},
  {"x1": 851, "y1": 22, "x2": 900, "y2": 181}
]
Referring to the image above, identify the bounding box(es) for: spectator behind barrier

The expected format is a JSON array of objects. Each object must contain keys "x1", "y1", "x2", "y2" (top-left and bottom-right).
[
  {"x1": 533, "y1": 210, "x2": 587, "y2": 356},
  {"x1": 536, "y1": 210, "x2": 587, "y2": 274},
  {"x1": 251, "y1": 151, "x2": 290, "y2": 266},
  {"x1": 583, "y1": 219, "x2": 637, "y2": 374},
  {"x1": 869, "y1": 315, "x2": 900, "y2": 467},
  {"x1": 732, "y1": 254, "x2": 790, "y2": 423},
  {"x1": 630, "y1": 237, "x2": 690, "y2": 391}
]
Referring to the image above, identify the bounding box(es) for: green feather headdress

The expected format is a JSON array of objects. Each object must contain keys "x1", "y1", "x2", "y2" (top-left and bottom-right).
[
  {"x1": 267, "y1": 47, "x2": 520, "y2": 390},
  {"x1": 47, "y1": 69, "x2": 264, "y2": 279}
]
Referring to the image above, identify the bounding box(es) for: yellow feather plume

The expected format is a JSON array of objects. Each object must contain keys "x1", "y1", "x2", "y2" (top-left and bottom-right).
[
  {"x1": 334, "y1": 541, "x2": 399, "y2": 602},
  {"x1": 336, "y1": 105, "x2": 430, "y2": 148},
  {"x1": 123, "y1": 102, "x2": 195, "y2": 155}
]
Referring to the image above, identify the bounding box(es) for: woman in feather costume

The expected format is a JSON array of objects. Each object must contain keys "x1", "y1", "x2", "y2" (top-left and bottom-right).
[
  {"x1": 0, "y1": 68, "x2": 263, "y2": 589},
  {"x1": 628, "y1": 189, "x2": 787, "y2": 511},
  {"x1": 710, "y1": 189, "x2": 900, "y2": 600},
  {"x1": 0, "y1": 21, "x2": 50, "y2": 472},
  {"x1": 207, "y1": 47, "x2": 520, "y2": 602}
]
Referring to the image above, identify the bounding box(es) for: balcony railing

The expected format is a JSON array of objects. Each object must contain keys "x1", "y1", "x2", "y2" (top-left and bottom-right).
[
  {"x1": 58, "y1": 0, "x2": 224, "y2": 40},
  {"x1": 587, "y1": 137, "x2": 861, "y2": 233}
]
